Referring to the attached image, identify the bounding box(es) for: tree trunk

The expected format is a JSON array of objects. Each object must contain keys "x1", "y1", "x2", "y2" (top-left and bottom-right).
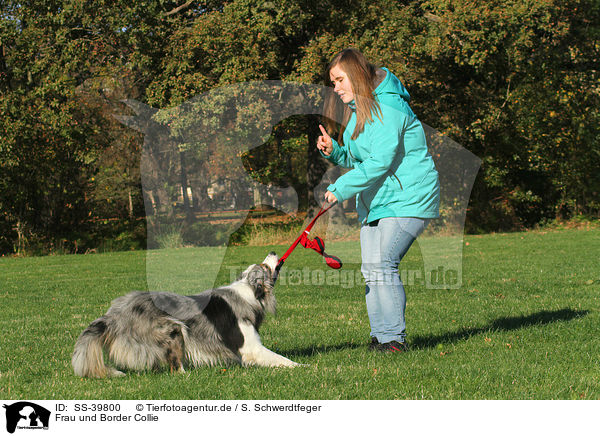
[{"x1": 128, "y1": 189, "x2": 134, "y2": 219}]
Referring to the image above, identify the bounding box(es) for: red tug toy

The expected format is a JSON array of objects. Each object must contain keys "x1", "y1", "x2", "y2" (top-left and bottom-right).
[{"x1": 275, "y1": 202, "x2": 342, "y2": 279}]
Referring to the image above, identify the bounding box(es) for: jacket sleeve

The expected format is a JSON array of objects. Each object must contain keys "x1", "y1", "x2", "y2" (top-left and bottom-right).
[
  {"x1": 320, "y1": 137, "x2": 354, "y2": 169},
  {"x1": 327, "y1": 108, "x2": 408, "y2": 202}
]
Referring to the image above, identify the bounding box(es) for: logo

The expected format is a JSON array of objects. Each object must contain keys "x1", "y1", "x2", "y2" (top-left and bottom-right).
[
  {"x1": 3, "y1": 402, "x2": 50, "y2": 434},
  {"x1": 116, "y1": 81, "x2": 480, "y2": 304}
]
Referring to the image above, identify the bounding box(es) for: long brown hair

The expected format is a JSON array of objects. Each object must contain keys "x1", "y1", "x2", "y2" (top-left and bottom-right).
[{"x1": 323, "y1": 48, "x2": 382, "y2": 143}]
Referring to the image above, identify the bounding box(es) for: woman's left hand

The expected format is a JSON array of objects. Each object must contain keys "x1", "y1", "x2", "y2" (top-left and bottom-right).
[{"x1": 324, "y1": 190, "x2": 337, "y2": 204}]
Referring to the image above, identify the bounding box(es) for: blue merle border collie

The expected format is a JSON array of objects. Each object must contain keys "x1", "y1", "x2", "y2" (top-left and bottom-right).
[{"x1": 72, "y1": 252, "x2": 299, "y2": 378}]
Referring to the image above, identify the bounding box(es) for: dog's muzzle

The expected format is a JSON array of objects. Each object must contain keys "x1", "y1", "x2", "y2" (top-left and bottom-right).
[{"x1": 263, "y1": 252, "x2": 279, "y2": 274}]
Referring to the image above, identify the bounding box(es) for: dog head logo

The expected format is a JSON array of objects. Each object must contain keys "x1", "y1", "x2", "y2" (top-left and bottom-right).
[
  {"x1": 3, "y1": 402, "x2": 50, "y2": 434},
  {"x1": 115, "y1": 81, "x2": 480, "y2": 296}
]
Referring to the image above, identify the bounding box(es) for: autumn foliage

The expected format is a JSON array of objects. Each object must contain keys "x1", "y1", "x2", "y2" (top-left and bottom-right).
[{"x1": 0, "y1": 0, "x2": 598, "y2": 254}]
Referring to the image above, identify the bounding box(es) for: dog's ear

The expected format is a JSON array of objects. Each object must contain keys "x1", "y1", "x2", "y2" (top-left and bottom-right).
[
  {"x1": 254, "y1": 280, "x2": 265, "y2": 300},
  {"x1": 247, "y1": 266, "x2": 266, "y2": 299}
]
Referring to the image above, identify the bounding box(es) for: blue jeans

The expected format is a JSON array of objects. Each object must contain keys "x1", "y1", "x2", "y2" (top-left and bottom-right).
[{"x1": 360, "y1": 217, "x2": 429, "y2": 344}]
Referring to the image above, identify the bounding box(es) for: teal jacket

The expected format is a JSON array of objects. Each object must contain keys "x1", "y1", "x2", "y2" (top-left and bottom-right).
[{"x1": 322, "y1": 68, "x2": 440, "y2": 224}]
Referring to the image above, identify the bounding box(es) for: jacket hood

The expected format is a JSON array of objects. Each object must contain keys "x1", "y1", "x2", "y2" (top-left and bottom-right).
[
  {"x1": 347, "y1": 67, "x2": 410, "y2": 109},
  {"x1": 373, "y1": 67, "x2": 410, "y2": 103}
]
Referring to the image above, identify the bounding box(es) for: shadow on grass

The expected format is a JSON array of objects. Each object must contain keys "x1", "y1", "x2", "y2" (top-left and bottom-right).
[
  {"x1": 410, "y1": 308, "x2": 589, "y2": 350},
  {"x1": 285, "y1": 308, "x2": 588, "y2": 357}
]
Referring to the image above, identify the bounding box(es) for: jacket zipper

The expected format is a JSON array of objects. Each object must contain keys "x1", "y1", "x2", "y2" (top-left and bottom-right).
[{"x1": 392, "y1": 173, "x2": 403, "y2": 190}]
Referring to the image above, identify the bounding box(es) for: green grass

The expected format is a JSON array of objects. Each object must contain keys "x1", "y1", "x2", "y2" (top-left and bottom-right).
[{"x1": 1, "y1": 227, "x2": 599, "y2": 399}]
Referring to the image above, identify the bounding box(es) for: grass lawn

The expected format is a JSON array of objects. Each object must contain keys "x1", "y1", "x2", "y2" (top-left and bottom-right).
[{"x1": 0, "y1": 227, "x2": 598, "y2": 400}]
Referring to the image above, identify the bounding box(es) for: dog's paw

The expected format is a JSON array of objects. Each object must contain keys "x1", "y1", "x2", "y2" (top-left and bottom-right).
[{"x1": 108, "y1": 368, "x2": 126, "y2": 377}]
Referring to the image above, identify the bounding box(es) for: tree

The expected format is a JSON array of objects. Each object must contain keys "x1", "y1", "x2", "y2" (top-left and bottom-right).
[
  {"x1": 403, "y1": 0, "x2": 600, "y2": 229},
  {"x1": 0, "y1": 0, "x2": 189, "y2": 252},
  {"x1": 1, "y1": 0, "x2": 598, "y2": 255}
]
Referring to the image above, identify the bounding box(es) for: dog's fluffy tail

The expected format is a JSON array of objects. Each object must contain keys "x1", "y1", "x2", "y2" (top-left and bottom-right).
[{"x1": 72, "y1": 317, "x2": 123, "y2": 378}]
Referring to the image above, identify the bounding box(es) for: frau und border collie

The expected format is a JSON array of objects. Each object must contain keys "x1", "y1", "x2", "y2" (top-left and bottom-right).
[{"x1": 72, "y1": 252, "x2": 299, "y2": 377}]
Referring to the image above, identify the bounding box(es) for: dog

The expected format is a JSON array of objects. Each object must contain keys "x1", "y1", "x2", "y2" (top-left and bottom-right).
[{"x1": 72, "y1": 252, "x2": 299, "y2": 378}]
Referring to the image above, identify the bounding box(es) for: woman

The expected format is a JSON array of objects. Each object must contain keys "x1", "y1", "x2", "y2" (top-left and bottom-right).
[{"x1": 317, "y1": 48, "x2": 440, "y2": 352}]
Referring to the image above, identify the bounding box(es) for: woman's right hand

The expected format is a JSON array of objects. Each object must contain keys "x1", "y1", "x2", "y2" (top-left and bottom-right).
[{"x1": 317, "y1": 124, "x2": 333, "y2": 156}]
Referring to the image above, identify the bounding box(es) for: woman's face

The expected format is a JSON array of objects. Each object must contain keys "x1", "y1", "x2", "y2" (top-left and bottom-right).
[{"x1": 329, "y1": 64, "x2": 354, "y2": 104}]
